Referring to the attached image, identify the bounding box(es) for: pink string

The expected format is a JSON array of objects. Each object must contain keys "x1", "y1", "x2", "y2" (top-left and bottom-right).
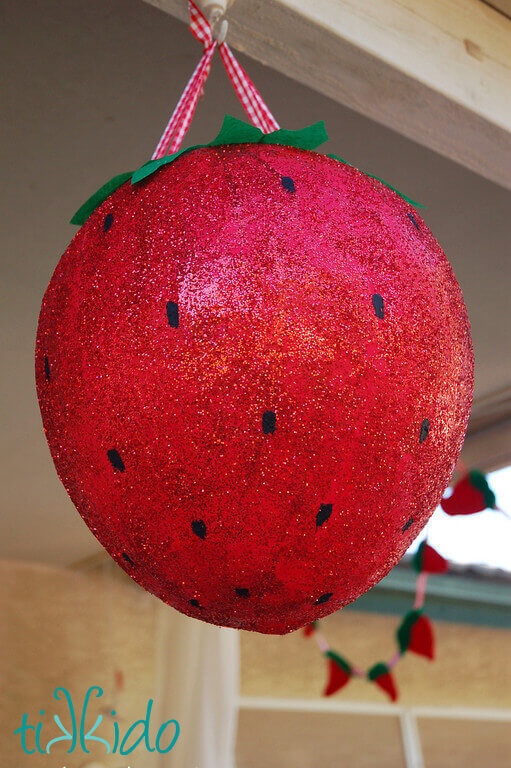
[
  {"x1": 387, "y1": 650, "x2": 403, "y2": 670},
  {"x1": 314, "y1": 630, "x2": 330, "y2": 654},
  {"x1": 413, "y1": 572, "x2": 429, "y2": 610}
]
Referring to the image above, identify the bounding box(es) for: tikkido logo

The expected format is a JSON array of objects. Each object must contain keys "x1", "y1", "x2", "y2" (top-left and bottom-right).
[{"x1": 14, "y1": 686, "x2": 180, "y2": 758}]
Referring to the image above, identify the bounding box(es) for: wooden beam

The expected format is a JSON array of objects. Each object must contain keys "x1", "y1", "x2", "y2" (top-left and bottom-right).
[
  {"x1": 145, "y1": 0, "x2": 511, "y2": 189},
  {"x1": 483, "y1": 0, "x2": 511, "y2": 19}
]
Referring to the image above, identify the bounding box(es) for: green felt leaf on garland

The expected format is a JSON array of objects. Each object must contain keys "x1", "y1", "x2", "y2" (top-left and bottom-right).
[
  {"x1": 130, "y1": 157, "x2": 175, "y2": 184},
  {"x1": 469, "y1": 469, "x2": 496, "y2": 510},
  {"x1": 367, "y1": 662, "x2": 390, "y2": 681},
  {"x1": 396, "y1": 609, "x2": 422, "y2": 654},
  {"x1": 70, "y1": 172, "x2": 133, "y2": 225},
  {"x1": 367, "y1": 662, "x2": 398, "y2": 701},
  {"x1": 325, "y1": 650, "x2": 352, "y2": 674},
  {"x1": 413, "y1": 541, "x2": 426, "y2": 573}
]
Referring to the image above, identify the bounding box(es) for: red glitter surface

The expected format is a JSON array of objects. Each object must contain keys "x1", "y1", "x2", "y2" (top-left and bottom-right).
[{"x1": 35, "y1": 144, "x2": 473, "y2": 634}]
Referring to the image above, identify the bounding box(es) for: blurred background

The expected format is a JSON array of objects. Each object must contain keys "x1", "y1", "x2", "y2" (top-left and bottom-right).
[{"x1": 1, "y1": 0, "x2": 510, "y2": 766}]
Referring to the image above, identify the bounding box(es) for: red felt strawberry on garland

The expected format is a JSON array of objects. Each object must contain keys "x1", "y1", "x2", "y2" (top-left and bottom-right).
[
  {"x1": 441, "y1": 470, "x2": 496, "y2": 516},
  {"x1": 413, "y1": 541, "x2": 448, "y2": 574},
  {"x1": 368, "y1": 663, "x2": 398, "y2": 702},
  {"x1": 302, "y1": 621, "x2": 318, "y2": 638},
  {"x1": 397, "y1": 609, "x2": 435, "y2": 660},
  {"x1": 323, "y1": 651, "x2": 353, "y2": 696}
]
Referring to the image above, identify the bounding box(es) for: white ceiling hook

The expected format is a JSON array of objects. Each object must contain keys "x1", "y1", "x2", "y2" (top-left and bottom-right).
[
  {"x1": 200, "y1": 0, "x2": 229, "y2": 25},
  {"x1": 216, "y1": 19, "x2": 229, "y2": 45}
]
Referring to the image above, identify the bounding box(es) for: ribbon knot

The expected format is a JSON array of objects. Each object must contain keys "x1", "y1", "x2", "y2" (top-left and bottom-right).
[{"x1": 152, "y1": 1, "x2": 279, "y2": 159}]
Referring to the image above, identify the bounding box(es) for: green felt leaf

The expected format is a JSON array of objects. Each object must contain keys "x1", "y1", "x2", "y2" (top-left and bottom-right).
[
  {"x1": 131, "y1": 157, "x2": 172, "y2": 184},
  {"x1": 209, "y1": 114, "x2": 264, "y2": 146},
  {"x1": 70, "y1": 172, "x2": 133, "y2": 225},
  {"x1": 262, "y1": 121, "x2": 328, "y2": 150},
  {"x1": 365, "y1": 172, "x2": 425, "y2": 209},
  {"x1": 326, "y1": 154, "x2": 424, "y2": 209},
  {"x1": 367, "y1": 662, "x2": 390, "y2": 681},
  {"x1": 412, "y1": 541, "x2": 426, "y2": 573},
  {"x1": 324, "y1": 650, "x2": 352, "y2": 675},
  {"x1": 396, "y1": 609, "x2": 422, "y2": 654},
  {"x1": 326, "y1": 153, "x2": 352, "y2": 166},
  {"x1": 131, "y1": 145, "x2": 203, "y2": 184},
  {"x1": 469, "y1": 469, "x2": 496, "y2": 509}
]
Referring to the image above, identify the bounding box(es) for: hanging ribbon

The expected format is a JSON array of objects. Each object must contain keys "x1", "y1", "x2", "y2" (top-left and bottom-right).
[{"x1": 152, "y1": 1, "x2": 279, "y2": 160}]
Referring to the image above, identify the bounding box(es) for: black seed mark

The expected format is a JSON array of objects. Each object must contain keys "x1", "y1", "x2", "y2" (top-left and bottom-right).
[
  {"x1": 191, "y1": 519, "x2": 207, "y2": 540},
  {"x1": 107, "y1": 449, "x2": 125, "y2": 472},
  {"x1": 402, "y1": 517, "x2": 414, "y2": 532},
  {"x1": 189, "y1": 599, "x2": 202, "y2": 608},
  {"x1": 122, "y1": 552, "x2": 135, "y2": 566},
  {"x1": 281, "y1": 176, "x2": 295, "y2": 193},
  {"x1": 316, "y1": 503, "x2": 333, "y2": 528},
  {"x1": 166, "y1": 301, "x2": 179, "y2": 328},
  {"x1": 44, "y1": 355, "x2": 51, "y2": 381},
  {"x1": 315, "y1": 592, "x2": 333, "y2": 605},
  {"x1": 262, "y1": 410, "x2": 276, "y2": 434},
  {"x1": 235, "y1": 588, "x2": 250, "y2": 598},
  {"x1": 419, "y1": 419, "x2": 430, "y2": 444},
  {"x1": 103, "y1": 213, "x2": 114, "y2": 232},
  {"x1": 372, "y1": 293, "x2": 384, "y2": 319},
  {"x1": 408, "y1": 212, "x2": 420, "y2": 230}
]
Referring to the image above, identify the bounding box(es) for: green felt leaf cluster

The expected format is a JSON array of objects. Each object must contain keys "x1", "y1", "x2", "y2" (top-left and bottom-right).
[
  {"x1": 130, "y1": 115, "x2": 329, "y2": 185},
  {"x1": 70, "y1": 114, "x2": 423, "y2": 225}
]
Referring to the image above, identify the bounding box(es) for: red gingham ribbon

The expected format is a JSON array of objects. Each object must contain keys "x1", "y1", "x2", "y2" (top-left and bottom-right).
[{"x1": 152, "y1": 1, "x2": 279, "y2": 159}]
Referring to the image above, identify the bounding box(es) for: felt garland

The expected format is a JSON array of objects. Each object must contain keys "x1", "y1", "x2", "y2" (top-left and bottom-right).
[
  {"x1": 303, "y1": 468, "x2": 499, "y2": 701},
  {"x1": 304, "y1": 543, "x2": 438, "y2": 702}
]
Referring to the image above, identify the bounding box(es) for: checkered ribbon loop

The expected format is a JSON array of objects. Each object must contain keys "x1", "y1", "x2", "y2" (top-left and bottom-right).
[{"x1": 152, "y1": 0, "x2": 279, "y2": 159}]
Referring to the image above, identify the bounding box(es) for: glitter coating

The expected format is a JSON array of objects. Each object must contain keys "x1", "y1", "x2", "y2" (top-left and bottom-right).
[{"x1": 35, "y1": 144, "x2": 473, "y2": 634}]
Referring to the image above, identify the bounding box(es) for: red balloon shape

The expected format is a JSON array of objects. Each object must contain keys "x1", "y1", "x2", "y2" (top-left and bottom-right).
[{"x1": 36, "y1": 144, "x2": 473, "y2": 633}]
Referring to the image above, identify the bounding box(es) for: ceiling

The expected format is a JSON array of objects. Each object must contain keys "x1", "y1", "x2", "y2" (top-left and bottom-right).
[{"x1": 1, "y1": 0, "x2": 510, "y2": 565}]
